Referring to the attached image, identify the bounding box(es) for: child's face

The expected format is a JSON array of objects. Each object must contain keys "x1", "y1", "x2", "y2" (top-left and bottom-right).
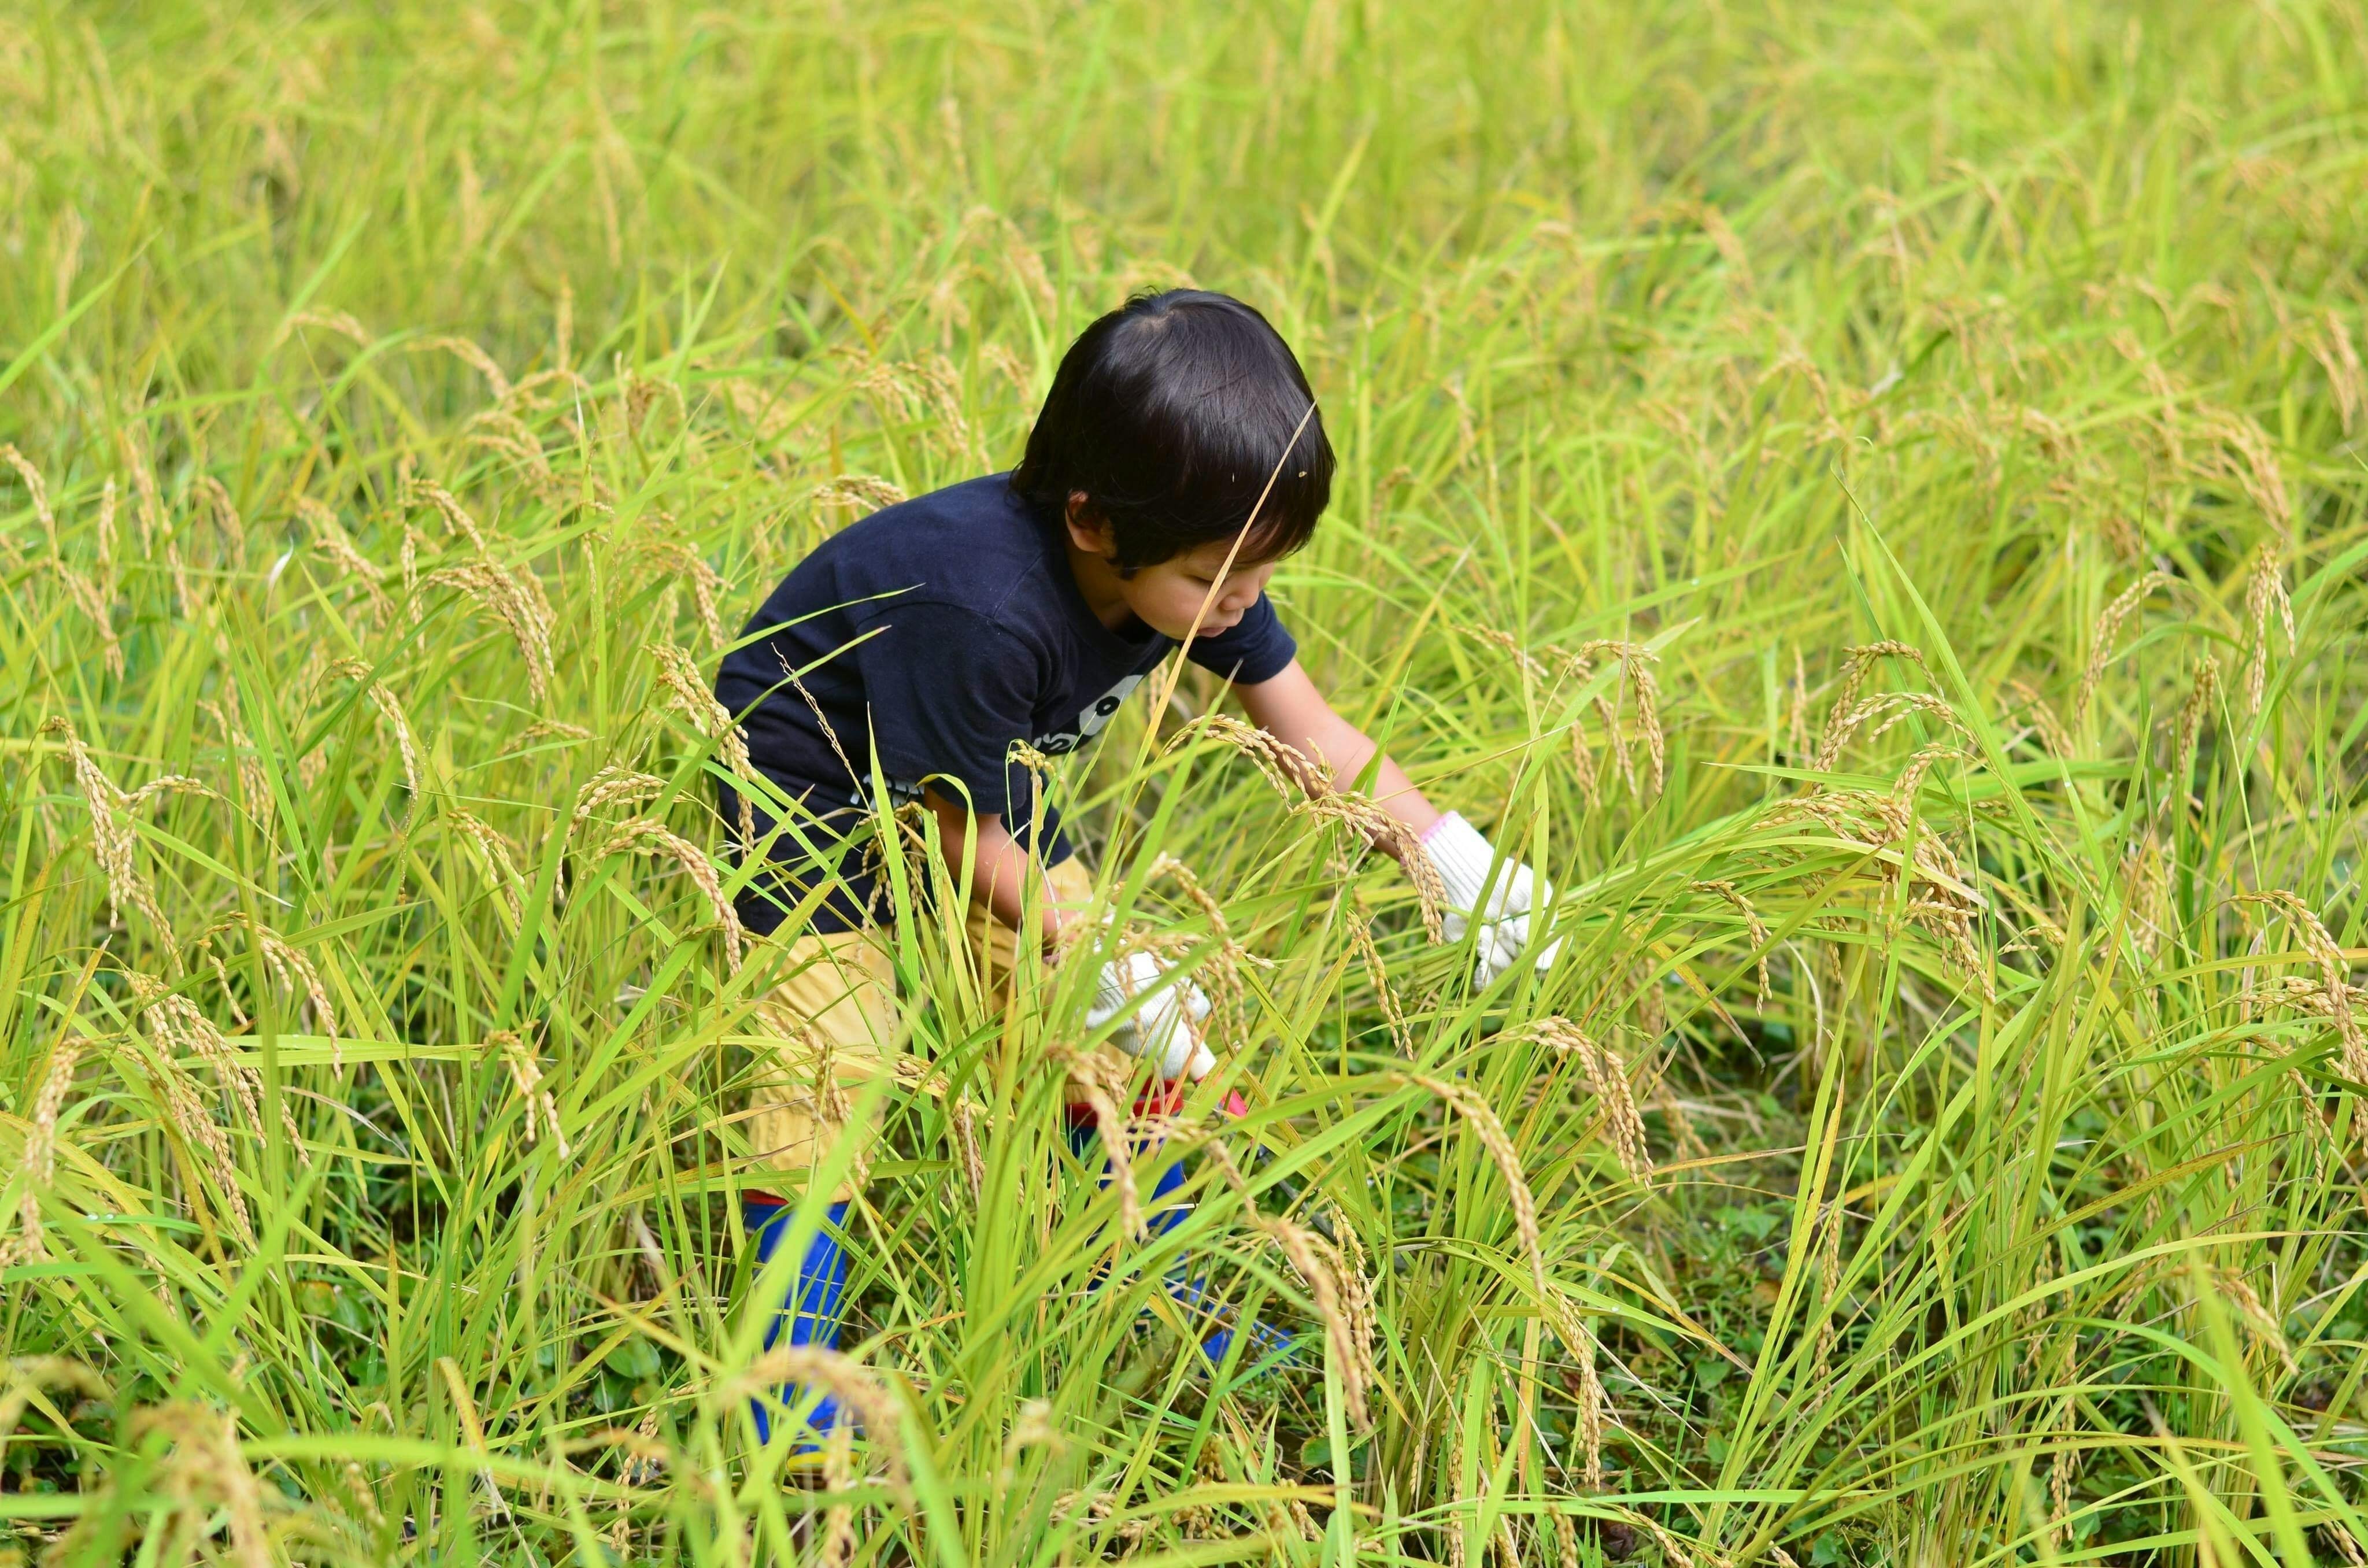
[
  {"x1": 1120, "y1": 535, "x2": 1281, "y2": 641},
  {"x1": 1063, "y1": 502, "x2": 1281, "y2": 641}
]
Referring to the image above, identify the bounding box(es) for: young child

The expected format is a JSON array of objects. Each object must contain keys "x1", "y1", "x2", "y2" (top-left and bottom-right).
[{"x1": 713, "y1": 289, "x2": 1558, "y2": 1444}]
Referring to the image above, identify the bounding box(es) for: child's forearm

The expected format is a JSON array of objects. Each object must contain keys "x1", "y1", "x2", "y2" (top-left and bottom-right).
[
  {"x1": 1357, "y1": 749, "x2": 1444, "y2": 852},
  {"x1": 923, "y1": 789, "x2": 1074, "y2": 951},
  {"x1": 1298, "y1": 734, "x2": 1441, "y2": 860},
  {"x1": 1235, "y1": 663, "x2": 1442, "y2": 855}
]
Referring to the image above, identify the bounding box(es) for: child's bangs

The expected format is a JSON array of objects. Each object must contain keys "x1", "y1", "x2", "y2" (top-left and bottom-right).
[{"x1": 1166, "y1": 401, "x2": 1331, "y2": 562}]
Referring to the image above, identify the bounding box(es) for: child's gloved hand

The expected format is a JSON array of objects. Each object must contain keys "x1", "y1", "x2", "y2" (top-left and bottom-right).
[
  {"x1": 1090, "y1": 951, "x2": 1216, "y2": 1081},
  {"x1": 1422, "y1": 812, "x2": 1562, "y2": 984}
]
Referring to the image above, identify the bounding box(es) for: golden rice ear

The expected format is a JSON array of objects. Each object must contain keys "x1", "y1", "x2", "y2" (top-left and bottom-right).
[
  {"x1": 597, "y1": 818, "x2": 748, "y2": 972},
  {"x1": 3, "y1": 1037, "x2": 85, "y2": 1267},
  {"x1": 2075, "y1": 574, "x2": 2171, "y2": 725},
  {"x1": 647, "y1": 641, "x2": 763, "y2": 846},
  {"x1": 2243, "y1": 542, "x2": 2295, "y2": 716},
  {"x1": 422, "y1": 557, "x2": 556, "y2": 701},
  {"x1": 40, "y1": 716, "x2": 191, "y2": 963}
]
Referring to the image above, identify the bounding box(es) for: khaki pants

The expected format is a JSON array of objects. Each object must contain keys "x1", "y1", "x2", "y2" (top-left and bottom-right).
[{"x1": 745, "y1": 856, "x2": 1101, "y2": 1201}]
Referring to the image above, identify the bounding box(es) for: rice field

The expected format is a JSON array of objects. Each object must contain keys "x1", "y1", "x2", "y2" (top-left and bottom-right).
[{"x1": 3, "y1": 0, "x2": 2367, "y2": 1562}]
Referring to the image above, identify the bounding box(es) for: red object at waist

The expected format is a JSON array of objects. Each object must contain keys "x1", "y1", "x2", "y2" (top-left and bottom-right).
[{"x1": 1064, "y1": 1082, "x2": 1249, "y2": 1129}]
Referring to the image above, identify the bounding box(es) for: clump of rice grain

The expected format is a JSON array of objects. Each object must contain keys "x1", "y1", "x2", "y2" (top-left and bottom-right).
[
  {"x1": 299, "y1": 498, "x2": 394, "y2": 619},
  {"x1": 571, "y1": 765, "x2": 671, "y2": 827},
  {"x1": 131, "y1": 971, "x2": 313, "y2": 1173},
  {"x1": 2238, "y1": 891, "x2": 2368, "y2": 1089},
  {"x1": 812, "y1": 474, "x2": 909, "y2": 519},
  {"x1": 2243, "y1": 542, "x2": 2295, "y2": 716},
  {"x1": 6, "y1": 446, "x2": 128, "y2": 676},
  {"x1": 123, "y1": 1403, "x2": 275, "y2": 1568},
  {"x1": 2, "y1": 442, "x2": 58, "y2": 549},
  {"x1": 634, "y1": 528, "x2": 728, "y2": 650},
  {"x1": 1553, "y1": 639, "x2": 1664, "y2": 802},
  {"x1": 1818, "y1": 641, "x2": 1925, "y2": 750},
  {"x1": 2074, "y1": 573, "x2": 2172, "y2": 724},
  {"x1": 489, "y1": 1029, "x2": 572, "y2": 1157},
  {"x1": 408, "y1": 334, "x2": 512, "y2": 400},
  {"x1": 1204, "y1": 1144, "x2": 1376, "y2": 1430},
  {"x1": 1, "y1": 1037, "x2": 84, "y2": 1266},
  {"x1": 1692, "y1": 879, "x2": 1771, "y2": 1006},
  {"x1": 423, "y1": 557, "x2": 555, "y2": 702},
  {"x1": 1522, "y1": 1019, "x2": 1652, "y2": 1184},
  {"x1": 2003, "y1": 678, "x2": 2074, "y2": 757},
  {"x1": 598, "y1": 818, "x2": 747, "y2": 971},
  {"x1": 192, "y1": 911, "x2": 343, "y2": 1067},
  {"x1": 648, "y1": 641, "x2": 763, "y2": 848},
  {"x1": 1173, "y1": 713, "x2": 1446, "y2": 940},
  {"x1": 713, "y1": 1345, "x2": 906, "y2": 1484},
  {"x1": 328, "y1": 659, "x2": 423, "y2": 809},
  {"x1": 42, "y1": 717, "x2": 212, "y2": 963},
  {"x1": 1055, "y1": 1041, "x2": 1146, "y2": 1241},
  {"x1": 2169, "y1": 655, "x2": 2221, "y2": 818},
  {"x1": 450, "y1": 810, "x2": 529, "y2": 927}
]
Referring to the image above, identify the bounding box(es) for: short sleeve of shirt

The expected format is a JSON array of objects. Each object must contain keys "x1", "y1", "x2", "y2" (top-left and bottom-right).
[
  {"x1": 1182, "y1": 593, "x2": 1296, "y2": 684},
  {"x1": 856, "y1": 600, "x2": 1043, "y2": 816}
]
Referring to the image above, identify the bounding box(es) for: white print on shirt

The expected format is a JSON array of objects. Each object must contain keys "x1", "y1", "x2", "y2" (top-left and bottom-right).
[
  {"x1": 854, "y1": 672, "x2": 1145, "y2": 807},
  {"x1": 1030, "y1": 672, "x2": 1145, "y2": 757}
]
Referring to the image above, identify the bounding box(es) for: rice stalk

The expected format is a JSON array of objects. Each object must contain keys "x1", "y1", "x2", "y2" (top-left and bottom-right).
[{"x1": 1389, "y1": 1068, "x2": 1606, "y2": 1484}]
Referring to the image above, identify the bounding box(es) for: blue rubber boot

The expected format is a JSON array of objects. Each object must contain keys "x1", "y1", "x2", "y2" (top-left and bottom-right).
[
  {"x1": 1067, "y1": 1127, "x2": 1294, "y2": 1371},
  {"x1": 743, "y1": 1196, "x2": 850, "y2": 1447}
]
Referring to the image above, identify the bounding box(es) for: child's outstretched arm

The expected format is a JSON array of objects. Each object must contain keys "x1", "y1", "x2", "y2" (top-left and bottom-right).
[{"x1": 1236, "y1": 660, "x2": 1560, "y2": 982}]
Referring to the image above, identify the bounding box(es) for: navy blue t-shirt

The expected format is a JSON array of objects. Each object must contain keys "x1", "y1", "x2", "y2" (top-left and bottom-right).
[{"x1": 713, "y1": 473, "x2": 1298, "y2": 934}]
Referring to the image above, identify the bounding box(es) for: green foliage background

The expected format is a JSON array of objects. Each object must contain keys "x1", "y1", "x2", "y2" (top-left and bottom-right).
[{"x1": 3, "y1": 0, "x2": 2367, "y2": 1562}]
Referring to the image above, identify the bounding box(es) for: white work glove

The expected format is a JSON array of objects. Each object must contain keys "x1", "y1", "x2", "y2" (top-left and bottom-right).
[
  {"x1": 1088, "y1": 950, "x2": 1216, "y2": 1081},
  {"x1": 1423, "y1": 812, "x2": 1562, "y2": 984}
]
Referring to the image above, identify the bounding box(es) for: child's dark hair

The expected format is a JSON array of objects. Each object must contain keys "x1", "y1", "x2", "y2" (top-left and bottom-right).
[{"x1": 1011, "y1": 289, "x2": 1334, "y2": 572}]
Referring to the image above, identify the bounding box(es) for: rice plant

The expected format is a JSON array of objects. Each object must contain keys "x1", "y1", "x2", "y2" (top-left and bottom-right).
[{"x1": 2, "y1": 0, "x2": 2365, "y2": 1563}]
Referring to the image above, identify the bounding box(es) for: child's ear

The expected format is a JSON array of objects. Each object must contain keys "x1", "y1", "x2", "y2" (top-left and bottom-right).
[{"x1": 1062, "y1": 492, "x2": 1118, "y2": 554}]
